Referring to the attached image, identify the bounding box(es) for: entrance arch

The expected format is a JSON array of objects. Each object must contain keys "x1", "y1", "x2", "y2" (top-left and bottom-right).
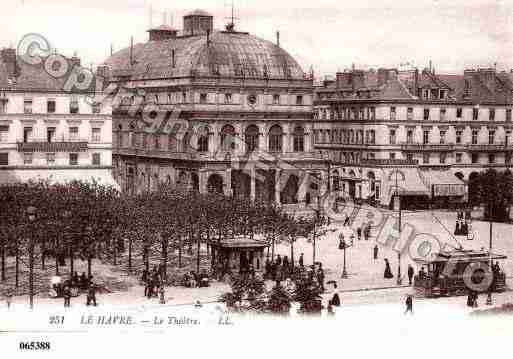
[
  {"x1": 281, "y1": 174, "x2": 299, "y2": 204},
  {"x1": 207, "y1": 173, "x2": 224, "y2": 194}
]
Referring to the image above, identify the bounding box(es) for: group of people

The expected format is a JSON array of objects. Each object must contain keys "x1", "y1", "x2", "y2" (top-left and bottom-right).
[
  {"x1": 342, "y1": 216, "x2": 372, "y2": 241},
  {"x1": 264, "y1": 254, "x2": 298, "y2": 282},
  {"x1": 454, "y1": 211, "x2": 471, "y2": 236},
  {"x1": 182, "y1": 270, "x2": 210, "y2": 288},
  {"x1": 142, "y1": 265, "x2": 164, "y2": 299}
]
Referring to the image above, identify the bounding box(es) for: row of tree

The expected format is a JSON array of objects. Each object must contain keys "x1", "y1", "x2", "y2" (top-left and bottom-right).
[
  {"x1": 468, "y1": 169, "x2": 513, "y2": 222},
  {"x1": 0, "y1": 180, "x2": 328, "y2": 295}
]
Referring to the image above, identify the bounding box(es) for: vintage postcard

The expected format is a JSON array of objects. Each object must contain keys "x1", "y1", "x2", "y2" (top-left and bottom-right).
[{"x1": 0, "y1": 0, "x2": 512, "y2": 357}]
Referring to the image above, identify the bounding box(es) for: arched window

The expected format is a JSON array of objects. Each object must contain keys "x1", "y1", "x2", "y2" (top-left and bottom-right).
[
  {"x1": 245, "y1": 125, "x2": 259, "y2": 153},
  {"x1": 268, "y1": 125, "x2": 283, "y2": 152},
  {"x1": 182, "y1": 132, "x2": 191, "y2": 152},
  {"x1": 197, "y1": 126, "x2": 209, "y2": 153},
  {"x1": 293, "y1": 126, "x2": 305, "y2": 152},
  {"x1": 220, "y1": 125, "x2": 236, "y2": 151},
  {"x1": 168, "y1": 134, "x2": 177, "y2": 152}
]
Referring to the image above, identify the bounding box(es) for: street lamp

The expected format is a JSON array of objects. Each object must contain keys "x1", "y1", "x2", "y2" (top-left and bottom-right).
[
  {"x1": 339, "y1": 234, "x2": 353, "y2": 278},
  {"x1": 393, "y1": 170, "x2": 403, "y2": 286},
  {"x1": 26, "y1": 205, "x2": 37, "y2": 310}
]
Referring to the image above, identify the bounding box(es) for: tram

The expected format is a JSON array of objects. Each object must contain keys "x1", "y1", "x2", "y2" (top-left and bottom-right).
[{"x1": 413, "y1": 249, "x2": 507, "y2": 298}]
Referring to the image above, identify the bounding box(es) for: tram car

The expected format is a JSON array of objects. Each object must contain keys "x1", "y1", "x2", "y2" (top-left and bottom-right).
[{"x1": 413, "y1": 249, "x2": 507, "y2": 298}]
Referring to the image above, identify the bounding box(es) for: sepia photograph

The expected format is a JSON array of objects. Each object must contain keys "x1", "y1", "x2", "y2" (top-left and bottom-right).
[{"x1": 0, "y1": 0, "x2": 512, "y2": 357}]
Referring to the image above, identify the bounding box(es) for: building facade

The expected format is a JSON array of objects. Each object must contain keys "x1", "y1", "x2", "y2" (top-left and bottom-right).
[
  {"x1": 0, "y1": 49, "x2": 116, "y2": 187},
  {"x1": 104, "y1": 10, "x2": 329, "y2": 211},
  {"x1": 314, "y1": 67, "x2": 513, "y2": 207}
]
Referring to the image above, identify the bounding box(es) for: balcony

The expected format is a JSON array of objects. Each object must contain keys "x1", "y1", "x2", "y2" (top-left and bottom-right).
[
  {"x1": 17, "y1": 138, "x2": 88, "y2": 153},
  {"x1": 400, "y1": 143, "x2": 455, "y2": 152},
  {"x1": 465, "y1": 144, "x2": 513, "y2": 152},
  {"x1": 361, "y1": 158, "x2": 419, "y2": 166}
]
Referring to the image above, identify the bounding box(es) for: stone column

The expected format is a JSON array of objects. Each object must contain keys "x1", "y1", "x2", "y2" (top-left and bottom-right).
[
  {"x1": 199, "y1": 171, "x2": 208, "y2": 194},
  {"x1": 320, "y1": 170, "x2": 328, "y2": 200},
  {"x1": 260, "y1": 125, "x2": 267, "y2": 152},
  {"x1": 250, "y1": 166, "x2": 256, "y2": 202},
  {"x1": 274, "y1": 169, "x2": 281, "y2": 205},
  {"x1": 225, "y1": 168, "x2": 232, "y2": 196}
]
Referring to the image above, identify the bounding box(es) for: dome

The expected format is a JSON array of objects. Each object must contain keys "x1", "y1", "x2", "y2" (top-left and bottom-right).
[
  {"x1": 185, "y1": 9, "x2": 213, "y2": 17},
  {"x1": 103, "y1": 31, "x2": 306, "y2": 81}
]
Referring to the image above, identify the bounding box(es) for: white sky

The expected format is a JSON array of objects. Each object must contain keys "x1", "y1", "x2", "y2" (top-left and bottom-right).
[{"x1": 3, "y1": 0, "x2": 513, "y2": 77}]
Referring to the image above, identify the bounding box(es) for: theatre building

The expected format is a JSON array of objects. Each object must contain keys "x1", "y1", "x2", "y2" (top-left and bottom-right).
[
  {"x1": 314, "y1": 66, "x2": 513, "y2": 208},
  {"x1": 104, "y1": 10, "x2": 329, "y2": 210}
]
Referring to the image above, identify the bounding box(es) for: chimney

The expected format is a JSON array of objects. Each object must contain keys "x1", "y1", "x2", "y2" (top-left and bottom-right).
[
  {"x1": 148, "y1": 26, "x2": 178, "y2": 41},
  {"x1": 1, "y1": 48, "x2": 17, "y2": 78},
  {"x1": 336, "y1": 71, "x2": 352, "y2": 89},
  {"x1": 352, "y1": 70, "x2": 365, "y2": 89},
  {"x1": 414, "y1": 68, "x2": 419, "y2": 96},
  {"x1": 477, "y1": 68, "x2": 496, "y2": 93}
]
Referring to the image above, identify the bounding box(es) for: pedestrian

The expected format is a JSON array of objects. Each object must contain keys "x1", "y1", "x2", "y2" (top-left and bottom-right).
[
  {"x1": 344, "y1": 215, "x2": 350, "y2": 226},
  {"x1": 384, "y1": 258, "x2": 393, "y2": 279},
  {"x1": 283, "y1": 255, "x2": 289, "y2": 269},
  {"x1": 276, "y1": 254, "x2": 282, "y2": 266},
  {"x1": 147, "y1": 281, "x2": 154, "y2": 299},
  {"x1": 404, "y1": 295, "x2": 413, "y2": 315},
  {"x1": 159, "y1": 286, "x2": 165, "y2": 305},
  {"x1": 373, "y1": 245, "x2": 378, "y2": 260},
  {"x1": 5, "y1": 289, "x2": 13, "y2": 309},
  {"x1": 86, "y1": 285, "x2": 97, "y2": 306},
  {"x1": 63, "y1": 286, "x2": 71, "y2": 308},
  {"x1": 407, "y1": 264, "x2": 414, "y2": 286},
  {"x1": 329, "y1": 283, "x2": 341, "y2": 307},
  {"x1": 298, "y1": 253, "x2": 304, "y2": 268},
  {"x1": 317, "y1": 267, "x2": 325, "y2": 292},
  {"x1": 454, "y1": 220, "x2": 461, "y2": 235},
  {"x1": 265, "y1": 258, "x2": 271, "y2": 279},
  {"x1": 357, "y1": 227, "x2": 362, "y2": 241}
]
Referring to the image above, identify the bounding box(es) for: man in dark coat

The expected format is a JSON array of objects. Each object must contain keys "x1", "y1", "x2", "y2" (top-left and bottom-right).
[
  {"x1": 384, "y1": 259, "x2": 393, "y2": 279},
  {"x1": 63, "y1": 286, "x2": 71, "y2": 308},
  {"x1": 317, "y1": 268, "x2": 325, "y2": 292},
  {"x1": 276, "y1": 254, "x2": 282, "y2": 266},
  {"x1": 86, "y1": 285, "x2": 97, "y2": 306},
  {"x1": 357, "y1": 227, "x2": 362, "y2": 241},
  {"x1": 404, "y1": 295, "x2": 413, "y2": 314},
  {"x1": 373, "y1": 245, "x2": 378, "y2": 260},
  {"x1": 298, "y1": 253, "x2": 304, "y2": 267},
  {"x1": 407, "y1": 264, "x2": 414, "y2": 286},
  {"x1": 264, "y1": 258, "x2": 271, "y2": 279},
  {"x1": 329, "y1": 283, "x2": 341, "y2": 307}
]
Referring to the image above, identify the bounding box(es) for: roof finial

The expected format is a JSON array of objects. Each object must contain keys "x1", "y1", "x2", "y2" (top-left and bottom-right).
[
  {"x1": 225, "y1": 1, "x2": 238, "y2": 32},
  {"x1": 276, "y1": 31, "x2": 280, "y2": 47}
]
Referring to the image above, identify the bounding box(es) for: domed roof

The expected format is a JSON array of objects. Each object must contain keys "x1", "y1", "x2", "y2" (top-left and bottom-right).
[
  {"x1": 185, "y1": 9, "x2": 213, "y2": 17},
  {"x1": 103, "y1": 31, "x2": 306, "y2": 81}
]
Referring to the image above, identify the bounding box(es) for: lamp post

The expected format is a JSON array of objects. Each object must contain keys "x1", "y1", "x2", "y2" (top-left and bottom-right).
[
  {"x1": 339, "y1": 234, "x2": 353, "y2": 278},
  {"x1": 27, "y1": 206, "x2": 37, "y2": 310},
  {"x1": 393, "y1": 170, "x2": 402, "y2": 286}
]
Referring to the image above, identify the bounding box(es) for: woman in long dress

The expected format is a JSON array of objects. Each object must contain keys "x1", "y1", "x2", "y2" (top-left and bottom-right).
[{"x1": 384, "y1": 258, "x2": 394, "y2": 279}]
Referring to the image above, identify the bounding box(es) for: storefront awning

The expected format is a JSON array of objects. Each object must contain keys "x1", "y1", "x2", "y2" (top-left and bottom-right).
[
  {"x1": 421, "y1": 170, "x2": 466, "y2": 197},
  {"x1": 388, "y1": 168, "x2": 430, "y2": 197}
]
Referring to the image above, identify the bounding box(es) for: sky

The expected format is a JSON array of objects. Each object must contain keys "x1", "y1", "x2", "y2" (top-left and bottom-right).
[{"x1": 2, "y1": 0, "x2": 513, "y2": 78}]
